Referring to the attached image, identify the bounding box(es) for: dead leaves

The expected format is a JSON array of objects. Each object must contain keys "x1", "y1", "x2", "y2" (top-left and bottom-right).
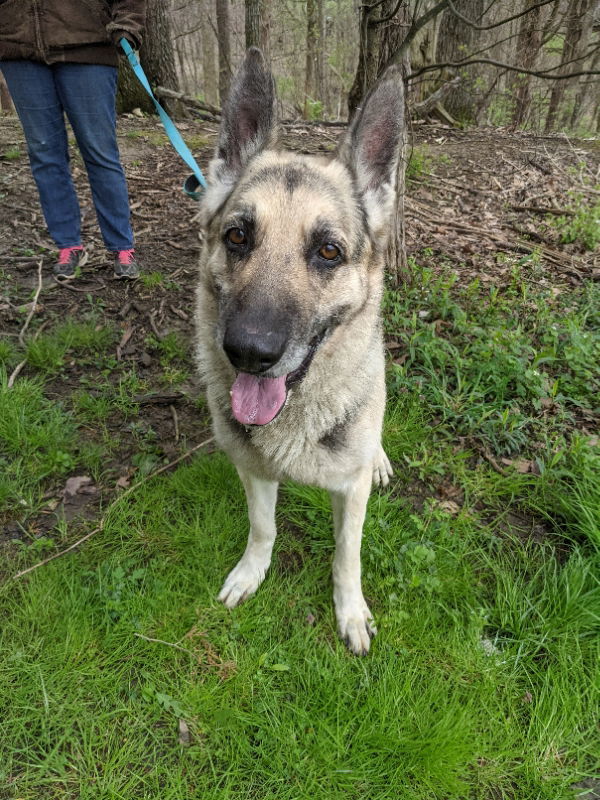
[{"x1": 62, "y1": 475, "x2": 97, "y2": 500}]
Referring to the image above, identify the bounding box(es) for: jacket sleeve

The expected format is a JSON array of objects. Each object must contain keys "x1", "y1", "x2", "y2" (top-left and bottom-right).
[{"x1": 106, "y1": 0, "x2": 146, "y2": 50}]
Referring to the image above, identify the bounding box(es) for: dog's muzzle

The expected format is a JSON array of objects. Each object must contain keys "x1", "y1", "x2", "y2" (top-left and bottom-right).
[{"x1": 224, "y1": 320, "x2": 327, "y2": 427}]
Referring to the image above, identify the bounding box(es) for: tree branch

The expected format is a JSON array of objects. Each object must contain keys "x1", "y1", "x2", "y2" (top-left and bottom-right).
[
  {"x1": 369, "y1": 0, "x2": 405, "y2": 26},
  {"x1": 446, "y1": 0, "x2": 556, "y2": 32},
  {"x1": 408, "y1": 57, "x2": 600, "y2": 81},
  {"x1": 380, "y1": 0, "x2": 450, "y2": 69}
]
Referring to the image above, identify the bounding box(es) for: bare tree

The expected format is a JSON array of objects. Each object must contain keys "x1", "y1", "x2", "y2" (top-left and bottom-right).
[
  {"x1": 117, "y1": 0, "x2": 180, "y2": 114},
  {"x1": 348, "y1": 0, "x2": 412, "y2": 117},
  {"x1": 545, "y1": 0, "x2": 595, "y2": 131},
  {"x1": 304, "y1": 0, "x2": 325, "y2": 118},
  {"x1": 216, "y1": 0, "x2": 232, "y2": 104},
  {"x1": 0, "y1": 74, "x2": 13, "y2": 114},
  {"x1": 510, "y1": 0, "x2": 544, "y2": 128},
  {"x1": 436, "y1": 0, "x2": 485, "y2": 122},
  {"x1": 245, "y1": 0, "x2": 271, "y2": 62}
]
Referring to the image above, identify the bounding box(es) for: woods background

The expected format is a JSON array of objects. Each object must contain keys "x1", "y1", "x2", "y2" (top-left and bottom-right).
[{"x1": 114, "y1": 0, "x2": 600, "y2": 135}]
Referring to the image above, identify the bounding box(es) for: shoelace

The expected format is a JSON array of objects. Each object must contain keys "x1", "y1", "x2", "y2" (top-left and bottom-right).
[
  {"x1": 58, "y1": 246, "x2": 83, "y2": 265},
  {"x1": 117, "y1": 249, "x2": 136, "y2": 264}
]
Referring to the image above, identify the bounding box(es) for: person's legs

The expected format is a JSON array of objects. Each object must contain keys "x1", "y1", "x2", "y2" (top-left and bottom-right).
[
  {"x1": 53, "y1": 63, "x2": 134, "y2": 252},
  {"x1": 0, "y1": 61, "x2": 82, "y2": 249}
]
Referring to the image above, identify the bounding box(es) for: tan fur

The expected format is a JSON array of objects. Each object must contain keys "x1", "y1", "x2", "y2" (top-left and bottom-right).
[{"x1": 194, "y1": 50, "x2": 402, "y2": 654}]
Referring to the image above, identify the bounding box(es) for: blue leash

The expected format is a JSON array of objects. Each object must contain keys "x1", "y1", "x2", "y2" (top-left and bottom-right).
[{"x1": 120, "y1": 38, "x2": 206, "y2": 200}]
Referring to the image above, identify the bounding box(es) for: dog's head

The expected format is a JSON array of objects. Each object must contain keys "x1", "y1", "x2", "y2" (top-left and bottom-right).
[{"x1": 199, "y1": 48, "x2": 404, "y2": 426}]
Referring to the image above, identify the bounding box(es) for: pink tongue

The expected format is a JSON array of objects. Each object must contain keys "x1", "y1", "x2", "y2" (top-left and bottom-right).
[{"x1": 231, "y1": 372, "x2": 287, "y2": 425}]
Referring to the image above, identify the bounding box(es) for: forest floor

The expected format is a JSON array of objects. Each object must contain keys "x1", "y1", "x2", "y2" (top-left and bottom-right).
[{"x1": 0, "y1": 115, "x2": 598, "y2": 799}]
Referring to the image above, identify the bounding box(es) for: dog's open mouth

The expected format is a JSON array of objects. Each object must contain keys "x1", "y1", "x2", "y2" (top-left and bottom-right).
[{"x1": 230, "y1": 331, "x2": 326, "y2": 426}]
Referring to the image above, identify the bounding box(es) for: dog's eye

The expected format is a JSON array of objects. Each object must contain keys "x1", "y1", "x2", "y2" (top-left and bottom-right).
[
  {"x1": 226, "y1": 228, "x2": 247, "y2": 246},
  {"x1": 319, "y1": 243, "x2": 340, "y2": 261}
]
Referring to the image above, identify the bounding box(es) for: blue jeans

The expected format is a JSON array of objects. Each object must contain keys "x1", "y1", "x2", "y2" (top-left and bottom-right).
[{"x1": 0, "y1": 61, "x2": 133, "y2": 250}]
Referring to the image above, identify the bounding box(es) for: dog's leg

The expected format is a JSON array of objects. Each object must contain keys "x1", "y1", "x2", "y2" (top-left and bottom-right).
[
  {"x1": 218, "y1": 467, "x2": 278, "y2": 608},
  {"x1": 372, "y1": 446, "x2": 393, "y2": 488},
  {"x1": 330, "y1": 467, "x2": 376, "y2": 655}
]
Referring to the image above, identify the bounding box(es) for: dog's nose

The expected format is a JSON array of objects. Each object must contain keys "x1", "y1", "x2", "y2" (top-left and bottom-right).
[{"x1": 223, "y1": 324, "x2": 288, "y2": 373}]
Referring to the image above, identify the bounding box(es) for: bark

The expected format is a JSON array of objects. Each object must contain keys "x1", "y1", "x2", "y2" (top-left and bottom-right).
[
  {"x1": 569, "y1": 27, "x2": 600, "y2": 129},
  {"x1": 304, "y1": 0, "x2": 325, "y2": 118},
  {"x1": 117, "y1": 0, "x2": 180, "y2": 115},
  {"x1": 435, "y1": 0, "x2": 485, "y2": 123},
  {"x1": 511, "y1": 0, "x2": 543, "y2": 128},
  {"x1": 216, "y1": 0, "x2": 232, "y2": 104},
  {"x1": 347, "y1": 2, "x2": 411, "y2": 284},
  {"x1": 200, "y1": 0, "x2": 218, "y2": 106},
  {"x1": 348, "y1": 0, "x2": 411, "y2": 117},
  {"x1": 245, "y1": 0, "x2": 271, "y2": 62},
  {"x1": 0, "y1": 74, "x2": 14, "y2": 113},
  {"x1": 545, "y1": 0, "x2": 594, "y2": 132}
]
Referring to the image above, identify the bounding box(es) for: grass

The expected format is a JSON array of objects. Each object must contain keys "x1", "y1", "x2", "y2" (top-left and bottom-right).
[
  {"x1": 0, "y1": 262, "x2": 599, "y2": 798},
  {"x1": 553, "y1": 195, "x2": 600, "y2": 251}
]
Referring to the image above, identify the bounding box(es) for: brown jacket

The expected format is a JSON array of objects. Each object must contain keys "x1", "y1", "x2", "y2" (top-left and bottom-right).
[{"x1": 0, "y1": 0, "x2": 146, "y2": 66}]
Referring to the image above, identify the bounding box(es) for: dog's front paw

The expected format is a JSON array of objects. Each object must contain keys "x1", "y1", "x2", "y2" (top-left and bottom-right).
[
  {"x1": 336, "y1": 600, "x2": 377, "y2": 656},
  {"x1": 218, "y1": 556, "x2": 269, "y2": 608},
  {"x1": 372, "y1": 448, "x2": 393, "y2": 488}
]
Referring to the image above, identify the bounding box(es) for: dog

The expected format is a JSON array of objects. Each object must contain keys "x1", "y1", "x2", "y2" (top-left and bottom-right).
[{"x1": 194, "y1": 48, "x2": 404, "y2": 655}]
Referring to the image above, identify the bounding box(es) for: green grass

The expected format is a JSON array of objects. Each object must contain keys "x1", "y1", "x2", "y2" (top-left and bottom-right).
[
  {"x1": 0, "y1": 264, "x2": 598, "y2": 798},
  {"x1": 552, "y1": 196, "x2": 600, "y2": 251},
  {"x1": 0, "y1": 372, "x2": 78, "y2": 517},
  {"x1": 26, "y1": 318, "x2": 117, "y2": 375}
]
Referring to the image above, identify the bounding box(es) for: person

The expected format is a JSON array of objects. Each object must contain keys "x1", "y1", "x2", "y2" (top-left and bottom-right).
[{"x1": 0, "y1": 1, "x2": 146, "y2": 280}]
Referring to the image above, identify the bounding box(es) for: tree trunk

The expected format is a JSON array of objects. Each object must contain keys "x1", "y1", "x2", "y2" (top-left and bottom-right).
[
  {"x1": 347, "y1": 2, "x2": 411, "y2": 285},
  {"x1": 200, "y1": 0, "x2": 218, "y2": 106},
  {"x1": 0, "y1": 73, "x2": 14, "y2": 113},
  {"x1": 545, "y1": 0, "x2": 593, "y2": 132},
  {"x1": 117, "y1": 0, "x2": 180, "y2": 115},
  {"x1": 511, "y1": 0, "x2": 542, "y2": 128},
  {"x1": 216, "y1": 0, "x2": 232, "y2": 104},
  {"x1": 570, "y1": 44, "x2": 600, "y2": 130},
  {"x1": 435, "y1": 0, "x2": 485, "y2": 123},
  {"x1": 245, "y1": 0, "x2": 271, "y2": 62},
  {"x1": 304, "y1": 0, "x2": 325, "y2": 118}
]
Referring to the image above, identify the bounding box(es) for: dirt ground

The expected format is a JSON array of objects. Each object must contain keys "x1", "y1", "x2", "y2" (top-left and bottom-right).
[{"x1": 0, "y1": 112, "x2": 598, "y2": 537}]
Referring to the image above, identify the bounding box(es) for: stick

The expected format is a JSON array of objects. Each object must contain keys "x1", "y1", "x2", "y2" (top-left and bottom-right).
[
  {"x1": 7, "y1": 320, "x2": 50, "y2": 388},
  {"x1": 18, "y1": 259, "x2": 43, "y2": 348},
  {"x1": 11, "y1": 437, "x2": 214, "y2": 580},
  {"x1": 133, "y1": 632, "x2": 196, "y2": 657}
]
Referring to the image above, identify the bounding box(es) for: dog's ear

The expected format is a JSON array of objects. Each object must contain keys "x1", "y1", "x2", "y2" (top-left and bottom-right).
[
  {"x1": 338, "y1": 66, "x2": 405, "y2": 230},
  {"x1": 206, "y1": 47, "x2": 277, "y2": 206}
]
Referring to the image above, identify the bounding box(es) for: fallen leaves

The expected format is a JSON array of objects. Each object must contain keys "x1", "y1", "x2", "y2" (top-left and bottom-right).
[{"x1": 63, "y1": 475, "x2": 97, "y2": 499}]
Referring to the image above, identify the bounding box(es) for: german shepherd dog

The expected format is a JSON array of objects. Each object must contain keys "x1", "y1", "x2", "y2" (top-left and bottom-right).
[{"x1": 195, "y1": 48, "x2": 404, "y2": 654}]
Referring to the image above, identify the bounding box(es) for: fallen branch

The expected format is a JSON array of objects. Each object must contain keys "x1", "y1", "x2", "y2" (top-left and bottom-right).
[
  {"x1": 510, "y1": 204, "x2": 574, "y2": 216},
  {"x1": 406, "y1": 197, "x2": 585, "y2": 278},
  {"x1": 8, "y1": 260, "x2": 44, "y2": 388},
  {"x1": 134, "y1": 632, "x2": 196, "y2": 657},
  {"x1": 412, "y1": 77, "x2": 461, "y2": 117},
  {"x1": 154, "y1": 86, "x2": 221, "y2": 118},
  {"x1": 18, "y1": 260, "x2": 43, "y2": 348},
  {"x1": 11, "y1": 436, "x2": 215, "y2": 580}
]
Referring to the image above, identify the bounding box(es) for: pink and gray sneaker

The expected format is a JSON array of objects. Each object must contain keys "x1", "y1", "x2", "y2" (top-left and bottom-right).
[
  {"x1": 114, "y1": 249, "x2": 140, "y2": 280},
  {"x1": 53, "y1": 246, "x2": 88, "y2": 281}
]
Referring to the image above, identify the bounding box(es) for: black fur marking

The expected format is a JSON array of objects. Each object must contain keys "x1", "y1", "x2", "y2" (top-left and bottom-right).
[
  {"x1": 319, "y1": 415, "x2": 351, "y2": 452},
  {"x1": 241, "y1": 163, "x2": 337, "y2": 199},
  {"x1": 284, "y1": 165, "x2": 304, "y2": 194}
]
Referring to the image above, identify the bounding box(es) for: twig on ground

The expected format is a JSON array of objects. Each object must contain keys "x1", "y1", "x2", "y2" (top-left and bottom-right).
[
  {"x1": 8, "y1": 261, "x2": 45, "y2": 388},
  {"x1": 149, "y1": 309, "x2": 164, "y2": 340},
  {"x1": 170, "y1": 404, "x2": 180, "y2": 442},
  {"x1": 11, "y1": 436, "x2": 215, "y2": 580},
  {"x1": 18, "y1": 259, "x2": 43, "y2": 348},
  {"x1": 134, "y1": 633, "x2": 196, "y2": 657}
]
